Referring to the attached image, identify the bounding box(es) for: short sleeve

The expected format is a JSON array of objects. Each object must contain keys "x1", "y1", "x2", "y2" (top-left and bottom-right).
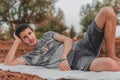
[
  {"x1": 42, "y1": 31, "x2": 56, "y2": 39},
  {"x1": 21, "y1": 51, "x2": 35, "y2": 65}
]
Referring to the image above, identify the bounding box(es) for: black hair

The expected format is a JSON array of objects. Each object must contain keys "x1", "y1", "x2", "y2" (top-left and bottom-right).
[{"x1": 15, "y1": 23, "x2": 33, "y2": 38}]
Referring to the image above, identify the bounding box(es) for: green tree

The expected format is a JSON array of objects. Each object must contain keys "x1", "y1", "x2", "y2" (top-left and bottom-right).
[
  {"x1": 35, "y1": 8, "x2": 68, "y2": 38},
  {"x1": 0, "y1": 0, "x2": 55, "y2": 38},
  {"x1": 80, "y1": 0, "x2": 120, "y2": 33},
  {"x1": 69, "y1": 25, "x2": 76, "y2": 38}
]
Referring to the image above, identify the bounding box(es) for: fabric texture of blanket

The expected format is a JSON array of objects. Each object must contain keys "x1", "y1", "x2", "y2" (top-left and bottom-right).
[{"x1": 0, "y1": 63, "x2": 120, "y2": 80}]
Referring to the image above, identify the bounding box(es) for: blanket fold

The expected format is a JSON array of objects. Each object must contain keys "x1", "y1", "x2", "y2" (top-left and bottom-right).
[{"x1": 0, "y1": 63, "x2": 120, "y2": 80}]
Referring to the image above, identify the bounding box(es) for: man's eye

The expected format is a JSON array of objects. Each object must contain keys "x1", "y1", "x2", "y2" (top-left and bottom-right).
[
  {"x1": 29, "y1": 32, "x2": 32, "y2": 35},
  {"x1": 24, "y1": 36, "x2": 27, "y2": 39}
]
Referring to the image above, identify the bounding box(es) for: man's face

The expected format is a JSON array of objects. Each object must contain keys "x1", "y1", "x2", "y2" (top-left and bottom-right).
[{"x1": 19, "y1": 28, "x2": 38, "y2": 46}]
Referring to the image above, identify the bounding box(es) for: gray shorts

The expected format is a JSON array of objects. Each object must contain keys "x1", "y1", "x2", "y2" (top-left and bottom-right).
[{"x1": 71, "y1": 20, "x2": 104, "y2": 71}]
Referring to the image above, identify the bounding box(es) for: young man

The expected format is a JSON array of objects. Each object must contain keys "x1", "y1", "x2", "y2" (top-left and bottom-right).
[{"x1": 4, "y1": 6, "x2": 120, "y2": 72}]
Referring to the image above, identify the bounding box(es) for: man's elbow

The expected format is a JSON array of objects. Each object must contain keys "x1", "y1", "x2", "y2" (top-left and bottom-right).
[{"x1": 4, "y1": 60, "x2": 14, "y2": 66}]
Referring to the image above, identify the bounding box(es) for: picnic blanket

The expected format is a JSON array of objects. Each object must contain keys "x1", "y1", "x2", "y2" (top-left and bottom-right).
[{"x1": 0, "y1": 63, "x2": 120, "y2": 80}]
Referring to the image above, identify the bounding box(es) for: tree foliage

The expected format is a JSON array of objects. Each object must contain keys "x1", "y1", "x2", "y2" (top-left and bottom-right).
[
  {"x1": 69, "y1": 25, "x2": 76, "y2": 38},
  {"x1": 0, "y1": 0, "x2": 55, "y2": 38},
  {"x1": 35, "y1": 8, "x2": 68, "y2": 39},
  {"x1": 80, "y1": 0, "x2": 120, "y2": 33}
]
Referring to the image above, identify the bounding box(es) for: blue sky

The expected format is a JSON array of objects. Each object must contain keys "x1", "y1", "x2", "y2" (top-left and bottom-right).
[{"x1": 55, "y1": 0, "x2": 93, "y2": 33}]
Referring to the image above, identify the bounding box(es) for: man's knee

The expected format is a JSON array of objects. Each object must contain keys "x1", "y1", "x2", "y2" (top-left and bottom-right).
[
  {"x1": 100, "y1": 6, "x2": 116, "y2": 19},
  {"x1": 103, "y1": 58, "x2": 119, "y2": 71},
  {"x1": 90, "y1": 58, "x2": 120, "y2": 71}
]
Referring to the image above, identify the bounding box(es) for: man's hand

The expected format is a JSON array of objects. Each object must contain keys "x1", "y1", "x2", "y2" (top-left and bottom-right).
[
  {"x1": 13, "y1": 32, "x2": 22, "y2": 44},
  {"x1": 59, "y1": 59, "x2": 71, "y2": 71}
]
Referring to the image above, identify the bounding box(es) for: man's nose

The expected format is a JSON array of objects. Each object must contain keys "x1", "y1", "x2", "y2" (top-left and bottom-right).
[{"x1": 28, "y1": 35, "x2": 32, "y2": 40}]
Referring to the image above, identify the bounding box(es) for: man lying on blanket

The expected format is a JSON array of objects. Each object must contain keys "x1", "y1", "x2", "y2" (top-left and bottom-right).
[{"x1": 4, "y1": 6, "x2": 120, "y2": 72}]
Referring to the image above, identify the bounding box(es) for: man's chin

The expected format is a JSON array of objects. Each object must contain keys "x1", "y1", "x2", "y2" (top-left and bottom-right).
[
  {"x1": 24, "y1": 42, "x2": 36, "y2": 47},
  {"x1": 28, "y1": 43, "x2": 37, "y2": 47},
  {"x1": 24, "y1": 40, "x2": 38, "y2": 47}
]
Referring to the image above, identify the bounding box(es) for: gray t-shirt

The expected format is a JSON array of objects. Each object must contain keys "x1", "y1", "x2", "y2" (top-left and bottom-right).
[{"x1": 21, "y1": 31, "x2": 78, "y2": 68}]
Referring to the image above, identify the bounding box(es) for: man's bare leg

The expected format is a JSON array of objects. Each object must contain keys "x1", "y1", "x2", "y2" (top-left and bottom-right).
[
  {"x1": 95, "y1": 6, "x2": 116, "y2": 57},
  {"x1": 89, "y1": 6, "x2": 120, "y2": 71},
  {"x1": 90, "y1": 57, "x2": 120, "y2": 71}
]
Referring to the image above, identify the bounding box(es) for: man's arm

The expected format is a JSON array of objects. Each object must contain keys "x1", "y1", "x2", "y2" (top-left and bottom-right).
[
  {"x1": 4, "y1": 38, "x2": 26, "y2": 66},
  {"x1": 54, "y1": 33, "x2": 73, "y2": 71}
]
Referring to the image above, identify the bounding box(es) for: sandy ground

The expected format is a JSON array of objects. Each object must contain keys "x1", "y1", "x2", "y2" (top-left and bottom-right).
[
  {"x1": 0, "y1": 40, "x2": 43, "y2": 80},
  {"x1": 0, "y1": 39, "x2": 120, "y2": 80}
]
